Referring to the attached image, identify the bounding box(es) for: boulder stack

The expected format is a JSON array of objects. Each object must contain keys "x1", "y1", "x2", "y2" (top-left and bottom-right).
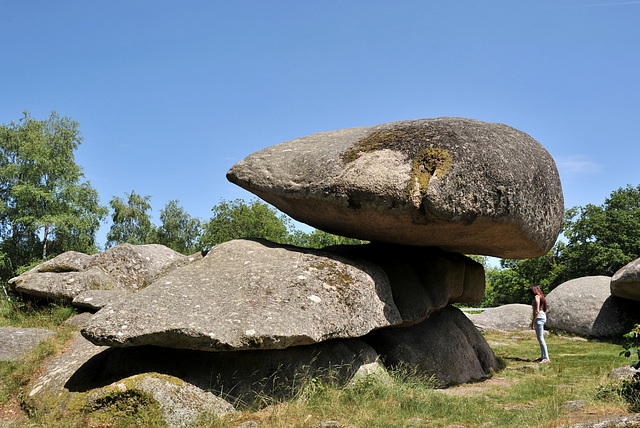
[{"x1": 11, "y1": 118, "x2": 565, "y2": 424}]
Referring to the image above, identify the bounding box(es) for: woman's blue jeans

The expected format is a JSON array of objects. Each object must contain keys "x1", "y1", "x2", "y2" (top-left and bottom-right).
[{"x1": 534, "y1": 317, "x2": 549, "y2": 360}]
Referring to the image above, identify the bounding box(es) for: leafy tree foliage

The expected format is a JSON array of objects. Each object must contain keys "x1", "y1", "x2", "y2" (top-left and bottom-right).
[
  {"x1": 106, "y1": 191, "x2": 153, "y2": 247},
  {"x1": 199, "y1": 199, "x2": 293, "y2": 248},
  {"x1": 562, "y1": 184, "x2": 640, "y2": 279},
  {"x1": 289, "y1": 229, "x2": 366, "y2": 249},
  {"x1": 152, "y1": 200, "x2": 201, "y2": 255},
  {"x1": 0, "y1": 111, "x2": 107, "y2": 280}
]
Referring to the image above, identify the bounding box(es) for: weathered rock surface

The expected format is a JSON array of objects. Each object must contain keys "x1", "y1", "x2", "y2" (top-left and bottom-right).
[
  {"x1": 25, "y1": 332, "x2": 380, "y2": 418},
  {"x1": 0, "y1": 327, "x2": 55, "y2": 361},
  {"x1": 8, "y1": 267, "x2": 118, "y2": 302},
  {"x1": 227, "y1": 117, "x2": 564, "y2": 259},
  {"x1": 326, "y1": 243, "x2": 485, "y2": 326},
  {"x1": 21, "y1": 251, "x2": 96, "y2": 274},
  {"x1": 89, "y1": 243, "x2": 189, "y2": 291},
  {"x1": 85, "y1": 373, "x2": 236, "y2": 427},
  {"x1": 82, "y1": 238, "x2": 402, "y2": 351},
  {"x1": 546, "y1": 276, "x2": 640, "y2": 338},
  {"x1": 466, "y1": 304, "x2": 531, "y2": 331},
  {"x1": 611, "y1": 257, "x2": 640, "y2": 302},
  {"x1": 72, "y1": 289, "x2": 128, "y2": 311},
  {"x1": 365, "y1": 306, "x2": 499, "y2": 387},
  {"x1": 64, "y1": 312, "x2": 94, "y2": 328},
  {"x1": 8, "y1": 244, "x2": 189, "y2": 302},
  {"x1": 23, "y1": 333, "x2": 235, "y2": 424}
]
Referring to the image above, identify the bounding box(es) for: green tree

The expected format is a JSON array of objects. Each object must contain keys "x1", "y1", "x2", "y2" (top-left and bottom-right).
[
  {"x1": 153, "y1": 200, "x2": 201, "y2": 255},
  {"x1": 106, "y1": 191, "x2": 153, "y2": 247},
  {"x1": 199, "y1": 199, "x2": 292, "y2": 248},
  {"x1": 289, "y1": 229, "x2": 367, "y2": 249},
  {"x1": 561, "y1": 184, "x2": 640, "y2": 279},
  {"x1": 0, "y1": 111, "x2": 107, "y2": 280}
]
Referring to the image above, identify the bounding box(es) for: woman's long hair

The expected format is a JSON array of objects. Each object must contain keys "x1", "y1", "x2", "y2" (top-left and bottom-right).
[{"x1": 529, "y1": 285, "x2": 548, "y2": 312}]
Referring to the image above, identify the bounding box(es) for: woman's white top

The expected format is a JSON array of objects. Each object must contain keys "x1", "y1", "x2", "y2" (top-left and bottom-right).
[{"x1": 533, "y1": 296, "x2": 547, "y2": 320}]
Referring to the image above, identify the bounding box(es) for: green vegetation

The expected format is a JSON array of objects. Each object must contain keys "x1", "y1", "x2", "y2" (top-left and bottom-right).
[
  {"x1": 0, "y1": 111, "x2": 107, "y2": 282},
  {"x1": 0, "y1": 298, "x2": 76, "y2": 408},
  {"x1": 621, "y1": 324, "x2": 640, "y2": 369}
]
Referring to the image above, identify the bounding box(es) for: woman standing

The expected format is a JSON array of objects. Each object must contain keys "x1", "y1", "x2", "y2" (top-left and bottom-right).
[{"x1": 530, "y1": 285, "x2": 550, "y2": 363}]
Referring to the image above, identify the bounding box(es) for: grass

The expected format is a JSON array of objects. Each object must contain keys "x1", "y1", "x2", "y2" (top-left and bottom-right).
[
  {"x1": 1, "y1": 294, "x2": 637, "y2": 427},
  {"x1": 0, "y1": 295, "x2": 77, "y2": 407}
]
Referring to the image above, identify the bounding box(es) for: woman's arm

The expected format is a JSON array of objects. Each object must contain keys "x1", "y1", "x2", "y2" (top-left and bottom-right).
[{"x1": 531, "y1": 295, "x2": 540, "y2": 329}]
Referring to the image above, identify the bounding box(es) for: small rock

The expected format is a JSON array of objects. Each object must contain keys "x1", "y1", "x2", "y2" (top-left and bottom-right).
[
  {"x1": 0, "y1": 327, "x2": 55, "y2": 361},
  {"x1": 235, "y1": 422, "x2": 259, "y2": 428},
  {"x1": 562, "y1": 400, "x2": 586, "y2": 411},
  {"x1": 608, "y1": 366, "x2": 640, "y2": 382},
  {"x1": 64, "y1": 312, "x2": 94, "y2": 328}
]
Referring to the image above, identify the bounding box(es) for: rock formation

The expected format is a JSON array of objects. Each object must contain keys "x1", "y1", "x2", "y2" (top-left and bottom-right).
[
  {"x1": 82, "y1": 238, "x2": 404, "y2": 351},
  {"x1": 9, "y1": 117, "x2": 565, "y2": 424}
]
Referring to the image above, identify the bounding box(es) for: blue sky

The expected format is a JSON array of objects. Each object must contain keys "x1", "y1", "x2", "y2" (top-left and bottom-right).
[{"x1": 2, "y1": 1, "x2": 639, "y2": 249}]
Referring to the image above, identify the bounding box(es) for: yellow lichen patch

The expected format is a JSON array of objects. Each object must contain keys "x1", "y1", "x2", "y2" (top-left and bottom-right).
[
  {"x1": 340, "y1": 127, "x2": 437, "y2": 163},
  {"x1": 410, "y1": 146, "x2": 453, "y2": 196},
  {"x1": 311, "y1": 261, "x2": 354, "y2": 290},
  {"x1": 339, "y1": 124, "x2": 454, "y2": 204}
]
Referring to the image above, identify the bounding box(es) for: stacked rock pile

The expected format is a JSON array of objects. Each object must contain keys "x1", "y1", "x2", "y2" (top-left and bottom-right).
[{"x1": 9, "y1": 117, "x2": 564, "y2": 425}]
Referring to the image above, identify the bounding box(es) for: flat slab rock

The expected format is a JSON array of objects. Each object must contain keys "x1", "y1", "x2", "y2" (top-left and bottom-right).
[
  {"x1": 82, "y1": 238, "x2": 403, "y2": 351},
  {"x1": 227, "y1": 117, "x2": 564, "y2": 259},
  {"x1": 466, "y1": 304, "x2": 532, "y2": 331},
  {"x1": 72, "y1": 289, "x2": 128, "y2": 311},
  {"x1": 0, "y1": 327, "x2": 55, "y2": 361},
  {"x1": 611, "y1": 257, "x2": 640, "y2": 302}
]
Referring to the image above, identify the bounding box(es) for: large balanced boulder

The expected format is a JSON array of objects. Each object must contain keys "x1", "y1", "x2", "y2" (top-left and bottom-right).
[
  {"x1": 327, "y1": 243, "x2": 485, "y2": 326},
  {"x1": 611, "y1": 257, "x2": 640, "y2": 302},
  {"x1": 466, "y1": 304, "x2": 531, "y2": 331},
  {"x1": 227, "y1": 117, "x2": 564, "y2": 259},
  {"x1": 365, "y1": 306, "x2": 499, "y2": 387},
  {"x1": 546, "y1": 276, "x2": 640, "y2": 338},
  {"x1": 82, "y1": 238, "x2": 403, "y2": 351},
  {"x1": 8, "y1": 244, "x2": 190, "y2": 302}
]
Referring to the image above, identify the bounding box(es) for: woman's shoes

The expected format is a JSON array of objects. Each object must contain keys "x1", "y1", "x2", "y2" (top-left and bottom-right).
[
  {"x1": 539, "y1": 358, "x2": 551, "y2": 363},
  {"x1": 534, "y1": 357, "x2": 543, "y2": 362}
]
